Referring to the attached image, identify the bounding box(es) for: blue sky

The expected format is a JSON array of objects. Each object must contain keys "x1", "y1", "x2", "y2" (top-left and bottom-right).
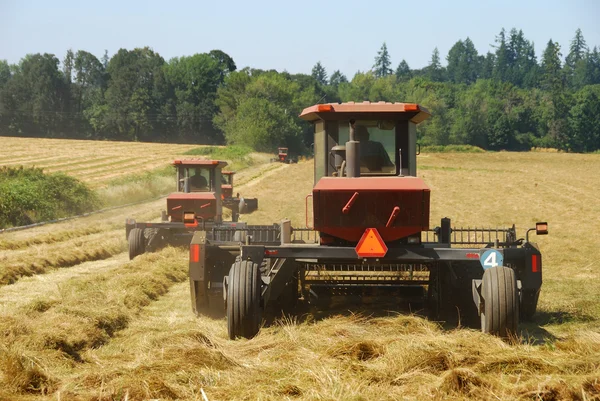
[{"x1": 1, "y1": 0, "x2": 599, "y2": 78}]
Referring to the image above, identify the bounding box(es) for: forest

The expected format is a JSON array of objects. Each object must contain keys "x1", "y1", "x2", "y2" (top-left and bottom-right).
[{"x1": 1, "y1": 28, "x2": 599, "y2": 153}]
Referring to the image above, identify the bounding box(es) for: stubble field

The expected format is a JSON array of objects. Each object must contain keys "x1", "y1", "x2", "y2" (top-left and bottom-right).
[{"x1": 0, "y1": 137, "x2": 599, "y2": 400}]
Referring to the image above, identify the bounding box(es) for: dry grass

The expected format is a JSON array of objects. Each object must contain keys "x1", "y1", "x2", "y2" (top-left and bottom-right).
[
  {"x1": 1, "y1": 150, "x2": 600, "y2": 400},
  {"x1": 0, "y1": 137, "x2": 200, "y2": 187},
  {"x1": 0, "y1": 248, "x2": 188, "y2": 396}
]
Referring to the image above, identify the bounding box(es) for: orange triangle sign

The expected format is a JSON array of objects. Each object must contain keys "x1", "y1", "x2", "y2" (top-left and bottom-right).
[{"x1": 355, "y1": 228, "x2": 388, "y2": 258}]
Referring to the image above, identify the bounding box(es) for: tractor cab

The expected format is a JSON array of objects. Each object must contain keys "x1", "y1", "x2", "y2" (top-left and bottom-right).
[
  {"x1": 299, "y1": 102, "x2": 432, "y2": 245},
  {"x1": 221, "y1": 171, "x2": 235, "y2": 199},
  {"x1": 167, "y1": 160, "x2": 226, "y2": 223},
  {"x1": 278, "y1": 147, "x2": 288, "y2": 162}
]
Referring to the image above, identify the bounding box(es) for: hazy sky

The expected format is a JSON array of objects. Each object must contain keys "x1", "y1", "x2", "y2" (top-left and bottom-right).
[{"x1": 1, "y1": 0, "x2": 599, "y2": 77}]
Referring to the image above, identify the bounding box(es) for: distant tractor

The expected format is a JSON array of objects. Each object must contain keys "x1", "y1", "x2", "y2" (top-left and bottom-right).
[
  {"x1": 188, "y1": 102, "x2": 548, "y2": 339},
  {"x1": 126, "y1": 159, "x2": 257, "y2": 260},
  {"x1": 271, "y1": 147, "x2": 296, "y2": 163}
]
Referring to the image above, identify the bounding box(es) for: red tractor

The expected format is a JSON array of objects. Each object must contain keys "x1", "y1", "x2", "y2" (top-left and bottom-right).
[
  {"x1": 189, "y1": 102, "x2": 548, "y2": 339},
  {"x1": 271, "y1": 147, "x2": 296, "y2": 163},
  {"x1": 126, "y1": 159, "x2": 257, "y2": 259}
]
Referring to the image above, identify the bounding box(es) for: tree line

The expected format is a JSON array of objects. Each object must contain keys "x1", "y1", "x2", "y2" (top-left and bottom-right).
[{"x1": 1, "y1": 27, "x2": 599, "y2": 153}]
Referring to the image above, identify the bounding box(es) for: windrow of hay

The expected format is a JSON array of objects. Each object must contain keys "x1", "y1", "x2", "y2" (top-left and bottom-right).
[
  {"x1": 0, "y1": 229, "x2": 125, "y2": 285},
  {"x1": 52, "y1": 295, "x2": 600, "y2": 401},
  {"x1": 0, "y1": 225, "x2": 108, "y2": 251},
  {"x1": 0, "y1": 248, "x2": 188, "y2": 396}
]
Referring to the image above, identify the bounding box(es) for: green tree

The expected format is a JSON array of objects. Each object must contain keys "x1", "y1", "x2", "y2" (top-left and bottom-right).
[
  {"x1": 208, "y1": 49, "x2": 237, "y2": 81},
  {"x1": 446, "y1": 38, "x2": 479, "y2": 84},
  {"x1": 507, "y1": 29, "x2": 538, "y2": 88},
  {"x1": 63, "y1": 49, "x2": 74, "y2": 84},
  {"x1": 565, "y1": 29, "x2": 588, "y2": 89},
  {"x1": 103, "y1": 47, "x2": 167, "y2": 141},
  {"x1": 0, "y1": 53, "x2": 70, "y2": 137},
  {"x1": 0, "y1": 60, "x2": 11, "y2": 86},
  {"x1": 585, "y1": 47, "x2": 600, "y2": 85},
  {"x1": 565, "y1": 28, "x2": 587, "y2": 70},
  {"x1": 541, "y1": 40, "x2": 563, "y2": 92},
  {"x1": 567, "y1": 85, "x2": 600, "y2": 152},
  {"x1": 479, "y1": 52, "x2": 495, "y2": 80},
  {"x1": 214, "y1": 71, "x2": 312, "y2": 151},
  {"x1": 395, "y1": 60, "x2": 412, "y2": 81},
  {"x1": 164, "y1": 53, "x2": 225, "y2": 143},
  {"x1": 373, "y1": 42, "x2": 393, "y2": 78},
  {"x1": 311, "y1": 61, "x2": 328, "y2": 86},
  {"x1": 329, "y1": 70, "x2": 348, "y2": 87},
  {"x1": 73, "y1": 50, "x2": 105, "y2": 114},
  {"x1": 426, "y1": 48, "x2": 445, "y2": 82},
  {"x1": 493, "y1": 28, "x2": 511, "y2": 82}
]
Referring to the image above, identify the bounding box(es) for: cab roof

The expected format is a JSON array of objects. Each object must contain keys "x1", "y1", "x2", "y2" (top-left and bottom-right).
[
  {"x1": 299, "y1": 101, "x2": 431, "y2": 124},
  {"x1": 172, "y1": 159, "x2": 228, "y2": 168}
]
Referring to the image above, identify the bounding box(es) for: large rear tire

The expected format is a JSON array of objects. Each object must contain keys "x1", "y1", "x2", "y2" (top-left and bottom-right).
[
  {"x1": 480, "y1": 266, "x2": 519, "y2": 337},
  {"x1": 128, "y1": 228, "x2": 145, "y2": 260},
  {"x1": 227, "y1": 260, "x2": 262, "y2": 339}
]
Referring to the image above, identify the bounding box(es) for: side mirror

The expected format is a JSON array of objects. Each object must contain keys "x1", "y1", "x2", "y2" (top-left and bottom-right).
[
  {"x1": 526, "y1": 222, "x2": 548, "y2": 242},
  {"x1": 536, "y1": 222, "x2": 548, "y2": 235}
]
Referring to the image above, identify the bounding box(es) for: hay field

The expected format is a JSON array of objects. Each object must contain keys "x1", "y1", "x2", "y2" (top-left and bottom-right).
[
  {"x1": 0, "y1": 137, "x2": 201, "y2": 187},
  {"x1": 1, "y1": 148, "x2": 600, "y2": 400}
]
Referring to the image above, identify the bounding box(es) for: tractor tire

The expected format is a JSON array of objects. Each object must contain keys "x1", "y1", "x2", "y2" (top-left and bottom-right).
[
  {"x1": 480, "y1": 266, "x2": 519, "y2": 337},
  {"x1": 227, "y1": 260, "x2": 262, "y2": 339},
  {"x1": 128, "y1": 228, "x2": 145, "y2": 260}
]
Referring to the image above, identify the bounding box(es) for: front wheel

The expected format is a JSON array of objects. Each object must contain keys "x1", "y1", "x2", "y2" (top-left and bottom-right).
[
  {"x1": 480, "y1": 266, "x2": 519, "y2": 337},
  {"x1": 227, "y1": 260, "x2": 262, "y2": 339}
]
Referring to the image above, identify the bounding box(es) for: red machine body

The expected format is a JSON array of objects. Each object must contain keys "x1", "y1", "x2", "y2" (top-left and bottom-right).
[
  {"x1": 167, "y1": 192, "x2": 217, "y2": 222},
  {"x1": 278, "y1": 147, "x2": 288, "y2": 162},
  {"x1": 313, "y1": 177, "x2": 430, "y2": 243}
]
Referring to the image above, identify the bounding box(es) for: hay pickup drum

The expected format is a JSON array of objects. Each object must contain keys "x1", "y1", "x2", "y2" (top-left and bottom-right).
[
  {"x1": 125, "y1": 159, "x2": 257, "y2": 259},
  {"x1": 188, "y1": 102, "x2": 548, "y2": 339}
]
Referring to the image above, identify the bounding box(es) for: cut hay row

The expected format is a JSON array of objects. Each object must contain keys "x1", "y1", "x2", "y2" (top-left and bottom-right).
[
  {"x1": 0, "y1": 198, "x2": 169, "y2": 286},
  {"x1": 42, "y1": 156, "x2": 127, "y2": 173},
  {"x1": 0, "y1": 247, "x2": 188, "y2": 396},
  {"x1": 0, "y1": 226, "x2": 108, "y2": 251},
  {"x1": 0, "y1": 229, "x2": 126, "y2": 285},
  {"x1": 32, "y1": 278, "x2": 600, "y2": 401}
]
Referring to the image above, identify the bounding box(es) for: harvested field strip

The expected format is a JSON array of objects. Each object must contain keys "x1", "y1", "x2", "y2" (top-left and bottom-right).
[
  {"x1": 56, "y1": 157, "x2": 144, "y2": 175},
  {"x1": 0, "y1": 226, "x2": 109, "y2": 250},
  {"x1": 79, "y1": 160, "x2": 174, "y2": 181},
  {"x1": 0, "y1": 229, "x2": 125, "y2": 286},
  {"x1": 46, "y1": 280, "x2": 600, "y2": 400},
  {"x1": 0, "y1": 155, "x2": 73, "y2": 167},
  {"x1": 0, "y1": 254, "x2": 128, "y2": 311},
  {"x1": 0, "y1": 248, "x2": 188, "y2": 396},
  {"x1": 40, "y1": 156, "x2": 119, "y2": 172}
]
